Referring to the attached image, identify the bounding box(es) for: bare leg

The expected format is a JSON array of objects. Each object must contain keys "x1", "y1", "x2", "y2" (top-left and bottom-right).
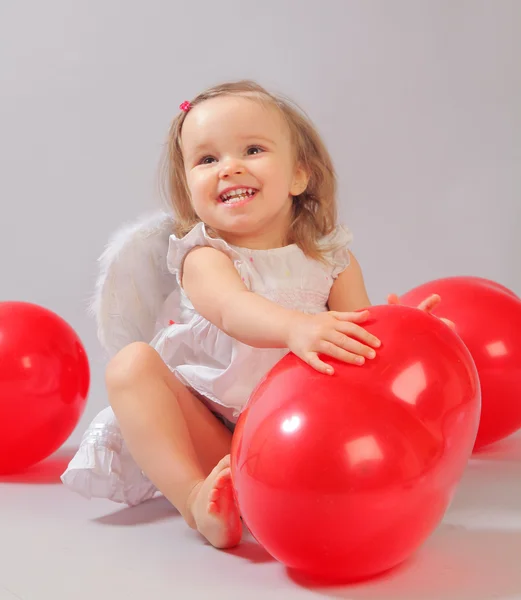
[{"x1": 106, "y1": 342, "x2": 242, "y2": 548}]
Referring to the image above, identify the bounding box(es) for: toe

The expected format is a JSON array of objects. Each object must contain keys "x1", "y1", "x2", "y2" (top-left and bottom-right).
[
  {"x1": 214, "y1": 468, "x2": 232, "y2": 489},
  {"x1": 216, "y1": 454, "x2": 231, "y2": 470}
]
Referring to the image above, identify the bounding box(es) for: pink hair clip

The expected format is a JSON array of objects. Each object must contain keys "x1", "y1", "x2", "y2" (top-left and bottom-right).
[{"x1": 179, "y1": 100, "x2": 192, "y2": 113}]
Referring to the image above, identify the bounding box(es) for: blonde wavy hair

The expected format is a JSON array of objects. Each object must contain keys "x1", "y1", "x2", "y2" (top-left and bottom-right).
[{"x1": 160, "y1": 80, "x2": 338, "y2": 260}]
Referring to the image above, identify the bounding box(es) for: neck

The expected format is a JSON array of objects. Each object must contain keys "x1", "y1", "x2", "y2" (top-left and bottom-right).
[
  {"x1": 217, "y1": 228, "x2": 290, "y2": 250},
  {"x1": 215, "y1": 203, "x2": 294, "y2": 249}
]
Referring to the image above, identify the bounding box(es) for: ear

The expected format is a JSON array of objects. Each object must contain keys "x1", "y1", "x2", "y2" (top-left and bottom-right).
[{"x1": 290, "y1": 164, "x2": 310, "y2": 197}]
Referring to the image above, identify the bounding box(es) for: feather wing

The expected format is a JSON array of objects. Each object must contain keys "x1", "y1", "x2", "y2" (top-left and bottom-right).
[{"x1": 90, "y1": 211, "x2": 177, "y2": 356}]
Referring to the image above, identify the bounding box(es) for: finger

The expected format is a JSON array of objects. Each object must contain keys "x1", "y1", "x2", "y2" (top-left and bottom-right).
[
  {"x1": 305, "y1": 352, "x2": 335, "y2": 375},
  {"x1": 318, "y1": 341, "x2": 368, "y2": 366},
  {"x1": 331, "y1": 310, "x2": 370, "y2": 323},
  {"x1": 318, "y1": 341, "x2": 366, "y2": 365},
  {"x1": 387, "y1": 293, "x2": 400, "y2": 305},
  {"x1": 417, "y1": 294, "x2": 441, "y2": 313},
  {"x1": 336, "y1": 321, "x2": 381, "y2": 348},
  {"x1": 326, "y1": 332, "x2": 377, "y2": 359}
]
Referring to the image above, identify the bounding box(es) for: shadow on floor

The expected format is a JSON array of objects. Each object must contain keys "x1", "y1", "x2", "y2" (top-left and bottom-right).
[
  {"x1": 94, "y1": 495, "x2": 276, "y2": 566},
  {"x1": 286, "y1": 525, "x2": 521, "y2": 600},
  {"x1": 222, "y1": 530, "x2": 276, "y2": 565},
  {"x1": 92, "y1": 494, "x2": 179, "y2": 526},
  {"x1": 0, "y1": 448, "x2": 75, "y2": 484}
]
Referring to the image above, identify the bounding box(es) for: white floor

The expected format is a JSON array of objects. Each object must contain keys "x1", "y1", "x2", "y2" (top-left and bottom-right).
[{"x1": 1, "y1": 434, "x2": 520, "y2": 600}]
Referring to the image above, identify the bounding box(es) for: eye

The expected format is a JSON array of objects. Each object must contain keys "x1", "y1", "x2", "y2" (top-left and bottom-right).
[
  {"x1": 199, "y1": 155, "x2": 217, "y2": 165},
  {"x1": 246, "y1": 146, "x2": 264, "y2": 156}
]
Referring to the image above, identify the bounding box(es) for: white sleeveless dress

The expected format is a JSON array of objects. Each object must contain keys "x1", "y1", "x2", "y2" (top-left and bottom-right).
[{"x1": 61, "y1": 222, "x2": 352, "y2": 505}]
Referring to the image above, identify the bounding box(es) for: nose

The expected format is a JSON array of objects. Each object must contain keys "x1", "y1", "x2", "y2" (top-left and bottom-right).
[{"x1": 219, "y1": 158, "x2": 245, "y2": 179}]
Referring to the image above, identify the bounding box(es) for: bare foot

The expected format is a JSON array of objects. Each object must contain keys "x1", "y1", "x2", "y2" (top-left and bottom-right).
[{"x1": 187, "y1": 455, "x2": 242, "y2": 549}]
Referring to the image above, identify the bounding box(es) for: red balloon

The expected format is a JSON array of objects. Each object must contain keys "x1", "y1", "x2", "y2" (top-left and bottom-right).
[
  {"x1": 231, "y1": 305, "x2": 480, "y2": 582},
  {"x1": 0, "y1": 302, "x2": 90, "y2": 474},
  {"x1": 457, "y1": 275, "x2": 518, "y2": 299},
  {"x1": 400, "y1": 276, "x2": 521, "y2": 450}
]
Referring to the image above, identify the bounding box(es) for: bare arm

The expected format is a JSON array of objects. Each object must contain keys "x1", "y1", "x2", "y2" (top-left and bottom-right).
[
  {"x1": 182, "y1": 246, "x2": 380, "y2": 372},
  {"x1": 328, "y1": 251, "x2": 372, "y2": 312},
  {"x1": 182, "y1": 246, "x2": 298, "y2": 348}
]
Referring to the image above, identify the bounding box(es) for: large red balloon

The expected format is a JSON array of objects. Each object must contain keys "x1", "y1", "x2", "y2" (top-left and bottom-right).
[
  {"x1": 0, "y1": 302, "x2": 90, "y2": 474},
  {"x1": 231, "y1": 305, "x2": 480, "y2": 582},
  {"x1": 400, "y1": 276, "x2": 521, "y2": 450},
  {"x1": 452, "y1": 275, "x2": 518, "y2": 299}
]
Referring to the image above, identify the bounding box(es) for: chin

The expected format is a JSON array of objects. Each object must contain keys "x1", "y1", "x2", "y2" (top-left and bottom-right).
[{"x1": 212, "y1": 217, "x2": 259, "y2": 234}]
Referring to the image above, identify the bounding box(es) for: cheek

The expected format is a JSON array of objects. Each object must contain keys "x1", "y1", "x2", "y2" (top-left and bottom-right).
[
  {"x1": 274, "y1": 167, "x2": 296, "y2": 194},
  {"x1": 257, "y1": 160, "x2": 292, "y2": 190},
  {"x1": 187, "y1": 171, "x2": 213, "y2": 197}
]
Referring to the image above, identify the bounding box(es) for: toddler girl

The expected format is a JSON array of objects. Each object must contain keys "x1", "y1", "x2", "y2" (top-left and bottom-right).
[{"x1": 63, "y1": 80, "x2": 441, "y2": 550}]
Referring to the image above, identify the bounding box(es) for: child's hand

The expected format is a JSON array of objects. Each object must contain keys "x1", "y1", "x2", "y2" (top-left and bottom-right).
[
  {"x1": 387, "y1": 293, "x2": 455, "y2": 329},
  {"x1": 287, "y1": 310, "x2": 381, "y2": 375}
]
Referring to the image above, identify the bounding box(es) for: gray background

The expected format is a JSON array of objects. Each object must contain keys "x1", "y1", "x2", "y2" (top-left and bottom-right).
[{"x1": 1, "y1": 0, "x2": 520, "y2": 446}]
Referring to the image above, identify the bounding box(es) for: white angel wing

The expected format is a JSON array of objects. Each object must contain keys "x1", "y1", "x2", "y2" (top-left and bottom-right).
[{"x1": 90, "y1": 210, "x2": 178, "y2": 356}]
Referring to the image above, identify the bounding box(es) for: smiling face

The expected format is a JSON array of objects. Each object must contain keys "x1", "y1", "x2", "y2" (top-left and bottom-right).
[{"x1": 180, "y1": 95, "x2": 308, "y2": 248}]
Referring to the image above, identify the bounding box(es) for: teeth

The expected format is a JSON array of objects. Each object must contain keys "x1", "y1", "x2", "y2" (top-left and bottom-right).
[{"x1": 221, "y1": 188, "x2": 256, "y2": 202}]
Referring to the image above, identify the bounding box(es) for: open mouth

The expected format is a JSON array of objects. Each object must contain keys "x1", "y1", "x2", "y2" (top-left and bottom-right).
[{"x1": 219, "y1": 187, "x2": 258, "y2": 205}]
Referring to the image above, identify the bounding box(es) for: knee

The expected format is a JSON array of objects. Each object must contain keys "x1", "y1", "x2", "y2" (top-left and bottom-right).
[{"x1": 105, "y1": 342, "x2": 161, "y2": 393}]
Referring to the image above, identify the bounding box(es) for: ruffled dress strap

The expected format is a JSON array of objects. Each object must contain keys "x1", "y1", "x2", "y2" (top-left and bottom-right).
[
  {"x1": 167, "y1": 222, "x2": 247, "y2": 286},
  {"x1": 319, "y1": 225, "x2": 353, "y2": 279}
]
